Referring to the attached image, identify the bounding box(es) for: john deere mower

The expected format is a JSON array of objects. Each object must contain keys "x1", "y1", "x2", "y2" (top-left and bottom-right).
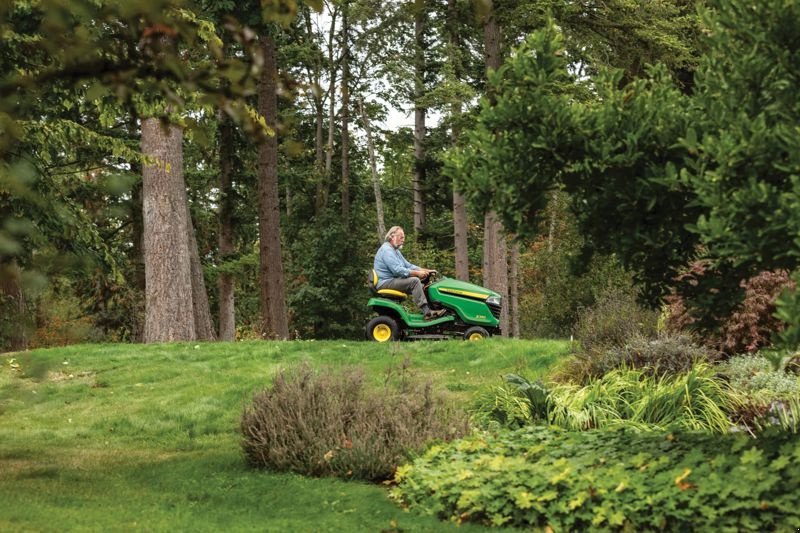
[{"x1": 365, "y1": 270, "x2": 502, "y2": 341}]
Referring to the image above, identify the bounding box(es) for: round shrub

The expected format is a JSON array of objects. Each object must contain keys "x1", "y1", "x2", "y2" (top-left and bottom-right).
[
  {"x1": 240, "y1": 364, "x2": 468, "y2": 482},
  {"x1": 573, "y1": 288, "x2": 659, "y2": 354},
  {"x1": 594, "y1": 333, "x2": 714, "y2": 378}
]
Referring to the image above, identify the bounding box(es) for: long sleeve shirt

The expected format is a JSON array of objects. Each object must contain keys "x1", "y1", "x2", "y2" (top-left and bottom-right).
[{"x1": 373, "y1": 242, "x2": 419, "y2": 288}]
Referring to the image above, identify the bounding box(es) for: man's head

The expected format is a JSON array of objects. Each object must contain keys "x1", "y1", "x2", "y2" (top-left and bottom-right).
[{"x1": 385, "y1": 226, "x2": 405, "y2": 249}]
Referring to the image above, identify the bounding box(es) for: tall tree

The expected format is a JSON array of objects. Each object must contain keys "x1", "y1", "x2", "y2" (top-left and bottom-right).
[
  {"x1": 480, "y1": 0, "x2": 509, "y2": 335},
  {"x1": 359, "y1": 97, "x2": 386, "y2": 244},
  {"x1": 447, "y1": 0, "x2": 469, "y2": 282},
  {"x1": 340, "y1": 0, "x2": 352, "y2": 223},
  {"x1": 217, "y1": 111, "x2": 237, "y2": 341},
  {"x1": 257, "y1": 33, "x2": 290, "y2": 339},
  {"x1": 412, "y1": 0, "x2": 427, "y2": 233},
  {"x1": 141, "y1": 118, "x2": 196, "y2": 342}
]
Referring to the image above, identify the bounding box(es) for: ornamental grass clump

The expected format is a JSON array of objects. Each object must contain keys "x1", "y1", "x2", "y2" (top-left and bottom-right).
[
  {"x1": 473, "y1": 366, "x2": 739, "y2": 433},
  {"x1": 549, "y1": 365, "x2": 739, "y2": 433},
  {"x1": 240, "y1": 364, "x2": 468, "y2": 482}
]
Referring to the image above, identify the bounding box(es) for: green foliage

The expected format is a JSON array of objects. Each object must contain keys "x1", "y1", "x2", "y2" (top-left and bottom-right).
[
  {"x1": 774, "y1": 271, "x2": 800, "y2": 351},
  {"x1": 473, "y1": 366, "x2": 737, "y2": 434},
  {"x1": 241, "y1": 363, "x2": 468, "y2": 481},
  {"x1": 285, "y1": 212, "x2": 370, "y2": 339},
  {"x1": 391, "y1": 426, "x2": 800, "y2": 530},
  {"x1": 517, "y1": 196, "x2": 641, "y2": 339},
  {"x1": 718, "y1": 354, "x2": 800, "y2": 435},
  {"x1": 453, "y1": 0, "x2": 800, "y2": 332},
  {"x1": 720, "y1": 355, "x2": 800, "y2": 400}
]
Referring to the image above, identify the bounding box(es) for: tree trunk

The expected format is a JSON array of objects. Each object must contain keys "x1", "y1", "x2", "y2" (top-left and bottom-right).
[
  {"x1": 187, "y1": 203, "x2": 216, "y2": 340},
  {"x1": 217, "y1": 112, "x2": 236, "y2": 341},
  {"x1": 481, "y1": 0, "x2": 509, "y2": 336},
  {"x1": 510, "y1": 240, "x2": 520, "y2": 338},
  {"x1": 128, "y1": 153, "x2": 146, "y2": 341},
  {"x1": 448, "y1": 0, "x2": 469, "y2": 281},
  {"x1": 360, "y1": 97, "x2": 386, "y2": 244},
  {"x1": 141, "y1": 117, "x2": 196, "y2": 342},
  {"x1": 319, "y1": 8, "x2": 339, "y2": 216},
  {"x1": 413, "y1": 0, "x2": 426, "y2": 233},
  {"x1": 0, "y1": 260, "x2": 28, "y2": 352},
  {"x1": 340, "y1": 1, "x2": 351, "y2": 224},
  {"x1": 257, "y1": 34, "x2": 289, "y2": 340},
  {"x1": 305, "y1": 7, "x2": 328, "y2": 217}
]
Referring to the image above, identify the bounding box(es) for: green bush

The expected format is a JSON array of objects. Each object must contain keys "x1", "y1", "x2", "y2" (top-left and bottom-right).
[
  {"x1": 718, "y1": 354, "x2": 800, "y2": 434},
  {"x1": 240, "y1": 364, "x2": 468, "y2": 481},
  {"x1": 573, "y1": 288, "x2": 659, "y2": 354},
  {"x1": 720, "y1": 355, "x2": 800, "y2": 399},
  {"x1": 391, "y1": 426, "x2": 800, "y2": 530}
]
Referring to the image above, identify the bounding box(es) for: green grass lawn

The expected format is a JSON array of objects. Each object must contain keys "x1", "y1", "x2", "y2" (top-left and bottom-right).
[{"x1": 0, "y1": 339, "x2": 568, "y2": 532}]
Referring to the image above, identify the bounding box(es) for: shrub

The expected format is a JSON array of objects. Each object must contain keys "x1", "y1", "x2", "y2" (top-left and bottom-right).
[
  {"x1": 391, "y1": 426, "x2": 800, "y2": 531},
  {"x1": 559, "y1": 332, "x2": 714, "y2": 384},
  {"x1": 667, "y1": 268, "x2": 795, "y2": 355},
  {"x1": 240, "y1": 364, "x2": 468, "y2": 482},
  {"x1": 719, "y1": 355, "x2": 800, "y2": 399},
  {"x1": 573, "y1": 288, "x2": 659, "y2": 354},
  {"x1": 717, "y1": 354, "x2": 800, "y2": 434},
  {"x1": 592, "y1": 333, "x2": 714, "y2": 378}
]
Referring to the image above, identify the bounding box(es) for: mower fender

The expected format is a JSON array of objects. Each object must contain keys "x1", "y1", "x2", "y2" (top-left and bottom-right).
[{"x1": 367, "y1": 297, "x2": 408, "y2": 319}]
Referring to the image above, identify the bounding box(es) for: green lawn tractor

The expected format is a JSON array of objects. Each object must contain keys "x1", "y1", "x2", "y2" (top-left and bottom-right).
[{"x1": 365, "y1": 270, "x2": 502, "y2": 341}]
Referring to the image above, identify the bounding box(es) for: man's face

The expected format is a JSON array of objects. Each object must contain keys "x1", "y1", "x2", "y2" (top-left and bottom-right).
[{"x1": 391, "y1": 230, "x2": 405, "y2": 248}]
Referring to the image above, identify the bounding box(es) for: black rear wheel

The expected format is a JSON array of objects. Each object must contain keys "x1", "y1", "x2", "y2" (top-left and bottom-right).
[{"x1": 366, "y1": 316, "x2": 399, "y2": 342}]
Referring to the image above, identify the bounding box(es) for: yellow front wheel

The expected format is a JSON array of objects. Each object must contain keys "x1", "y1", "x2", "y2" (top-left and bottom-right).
[
  {"x1": 366, "y1": 316, "x2": 399, "y2": 342},
  {"x1": 463, "y1": 326, "x2": 489, "y2": 341}
]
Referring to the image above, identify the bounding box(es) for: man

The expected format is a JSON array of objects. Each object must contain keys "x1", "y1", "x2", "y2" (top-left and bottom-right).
[{"x1": 373, "y1": 226, "x2": 446, "y2": 320}]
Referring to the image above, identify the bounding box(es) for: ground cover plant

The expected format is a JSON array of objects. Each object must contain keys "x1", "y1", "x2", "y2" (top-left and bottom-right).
[
  {"x1": 391, "y1": 426, "x2": 800, "y2": 530},
  {"x1": 0, "y1": 338, "x2": 566, "y2": 531}
]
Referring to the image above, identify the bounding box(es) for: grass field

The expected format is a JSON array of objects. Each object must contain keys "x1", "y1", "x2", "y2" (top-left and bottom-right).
[{"x1": 0, "y1": 339, "x2": 568, "y2": 532}]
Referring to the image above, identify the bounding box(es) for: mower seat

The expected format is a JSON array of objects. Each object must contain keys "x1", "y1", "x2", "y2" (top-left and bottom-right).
[{"x1": 368, "y1": 269, "x2": 407, "y2": 300}]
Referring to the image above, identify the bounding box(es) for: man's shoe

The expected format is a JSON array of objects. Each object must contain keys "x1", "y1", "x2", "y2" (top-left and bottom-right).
[{"x1": 424, "y1": 309, "x2": 446, "y2": 320}]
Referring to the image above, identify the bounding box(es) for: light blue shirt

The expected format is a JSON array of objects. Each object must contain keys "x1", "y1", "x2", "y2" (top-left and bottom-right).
[{"x1": 373, "y1": 242, "x2": 419, "y2": 288}]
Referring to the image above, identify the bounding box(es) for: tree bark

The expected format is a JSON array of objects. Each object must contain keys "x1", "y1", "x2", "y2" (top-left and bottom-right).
[
  {"x1": 319, "y1": 7, "x2": 339, "y2": 215},
  {"x1": 0, "y1": 260, "x2": 28, "y2": 352},
  {"x1": 257, "y1": 34, "x2": 289, "y2": 340},
  {"x1": 141, "y1": 117, "x2": 196, "y2": 342},
  {"x1": 217, "y1": 111, "x2": 235, "y2": 341},
  {"x1": 359, "y1": 97, "x2": 386, "y2": 244},
  {"x1": 187, "y1": 203, "x2": 216, "y2": 341},
  {"x1": 413, "y1": 0, "x2": 426, "y2": 233},
  {"x1": 340, "y1": 1, "x2": 351, "y2": 223},
  {"x1": 510, "y1": 240, "x2": 520, "y2": 338},
  {"x1": 448, "y1": 0, "x2": 469, "y2": 281},
  {"x1": 482, "y1": 1, "x2": 509, "y2": 335}
]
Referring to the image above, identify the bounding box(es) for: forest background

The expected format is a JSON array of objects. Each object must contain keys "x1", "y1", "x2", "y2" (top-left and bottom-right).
[{"x1": 1, "y1": 0, "x2": 798, "y2": 353}]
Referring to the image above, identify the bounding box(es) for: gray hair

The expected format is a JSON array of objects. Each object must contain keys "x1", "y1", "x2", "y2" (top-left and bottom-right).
[{"x1": 385, "y1": 226, "x2": 403, "y2": 242}]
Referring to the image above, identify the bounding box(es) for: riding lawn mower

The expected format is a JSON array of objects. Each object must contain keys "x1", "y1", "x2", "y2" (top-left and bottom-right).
[{"x1": 365, "y1": 270, "x2": 502, "y2": 341}]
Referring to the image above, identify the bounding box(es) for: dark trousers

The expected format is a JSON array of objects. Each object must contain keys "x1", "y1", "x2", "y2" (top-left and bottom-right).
[{"x1": 381, "y1": 277, "x2": 428, "y2": 312}]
